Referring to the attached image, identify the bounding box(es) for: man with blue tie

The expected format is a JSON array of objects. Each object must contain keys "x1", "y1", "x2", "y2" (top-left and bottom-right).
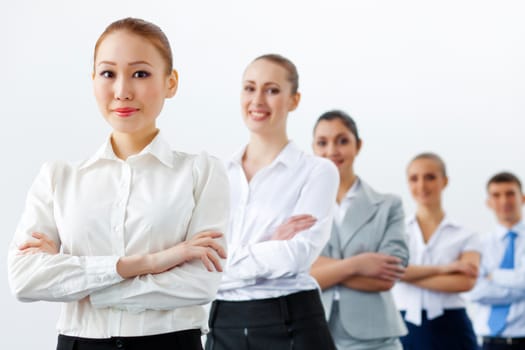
[{"x1": 469, "y1": 172, "x2": 525, "y2": 349}]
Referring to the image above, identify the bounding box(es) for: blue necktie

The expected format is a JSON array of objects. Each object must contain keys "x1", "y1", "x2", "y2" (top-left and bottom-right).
[{"x1": 487, "y1": 231, "x2": 518, "y2": 335}]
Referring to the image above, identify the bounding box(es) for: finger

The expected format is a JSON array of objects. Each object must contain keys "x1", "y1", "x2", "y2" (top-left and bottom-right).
[
  {"x1": 18, "y1": 241, "x2": 43, "y2": 250},
  {"x1": 285, "y1": 215, "x2": 316, "y2": 224},
  {"x1": 207, "y1": 250, "x2": 223, "y2": 272},
  {"x1": 193, "y1": 231, "x2": 223, "y2": 240},
  {"x1": 383, "y1": 256, "x2": 402, "y2": 264},
  {"x1": 18, "y1": 247, "x2": 42, "y2": 255},
  {"x1": 31, "y1": 232, "x2": 45, "y2": 239},
  {"x1": 194, "y1": 238, "x2": 227, "y2": 258},
  {"x1": 200, "y1": 254, "x2": 214, "y2": 272}
]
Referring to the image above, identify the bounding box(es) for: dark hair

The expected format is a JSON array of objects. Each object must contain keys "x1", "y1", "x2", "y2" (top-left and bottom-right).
[
  {"x1": 408, "y1": 152, "x2": 447, "y2": 177},
  {"x1": 313, "y1": 110, "x2": 360, "y2": 143},
  {"x1": 94, "y1": 17, "x2": 173, "y2": 75},
  {"x1": 487, "y1": 172, "x2": 522, "y2": 192},
  {"x1": 253, "y1": 54, "x2": 299, "y2": 94}
]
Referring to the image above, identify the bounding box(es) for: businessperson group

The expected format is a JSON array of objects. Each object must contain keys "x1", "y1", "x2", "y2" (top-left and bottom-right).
[{"x1": 6, "y1": 17, "x2": 525, "y2": 350}]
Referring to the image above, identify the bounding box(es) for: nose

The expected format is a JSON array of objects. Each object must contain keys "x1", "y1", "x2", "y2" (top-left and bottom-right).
[
  {"x1": 326, "y1": 143, "x2": 338, "y2": 157},
  {"x1": 251, "y1": 90, "x2": 265, "y2": 106},
  {"x1": 114, "y1": 76, "x2": 133, "y2": 101}
]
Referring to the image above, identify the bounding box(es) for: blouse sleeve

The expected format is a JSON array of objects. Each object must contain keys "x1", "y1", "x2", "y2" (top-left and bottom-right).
[
  {"x1": 7, "y1": 162, "x2": 124, "y2": 302},
  {"x1": 220, "y1": 159, "x2": 338, "y2": 290},
  {"x1": 89, "y1": 154, "x2": 230, "y2": 312}
]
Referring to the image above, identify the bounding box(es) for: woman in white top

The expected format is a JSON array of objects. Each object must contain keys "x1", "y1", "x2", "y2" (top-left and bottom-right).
[
  {"x1": 7, "y1": 17, "x2": 229, "y2": 350},
  {"x1": 392, "y1": 152, "x2": 480, "y2": 350},
  {"x1": 205, "y1": 54, "x2": 339, "y2": 350}
]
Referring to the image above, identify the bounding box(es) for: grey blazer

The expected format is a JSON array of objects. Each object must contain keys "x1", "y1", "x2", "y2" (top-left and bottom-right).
[{"x1": 320, "y1": 180, "x2": 409, "y2": 340}]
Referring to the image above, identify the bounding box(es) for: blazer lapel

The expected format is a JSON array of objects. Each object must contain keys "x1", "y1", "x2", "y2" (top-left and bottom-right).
[{"x1": 339, "y1": 181, "x2": 381, "y2": 250}]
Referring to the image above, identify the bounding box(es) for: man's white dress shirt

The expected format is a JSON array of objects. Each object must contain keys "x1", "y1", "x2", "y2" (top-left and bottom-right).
[
  {"x1": 468, "y1": 221, "x2": 525, "y2": 337},
  {"x1": 8, "y1": 133, "x2": 230, "y2": 338},
  {"x1": 217, "y1": 142, "x2": 339, "y2": 301}
]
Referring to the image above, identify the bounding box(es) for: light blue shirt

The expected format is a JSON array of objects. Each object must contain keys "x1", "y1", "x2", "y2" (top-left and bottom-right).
[{"x1": 468, "y1": 221, "x2": 525, "y2": 337}]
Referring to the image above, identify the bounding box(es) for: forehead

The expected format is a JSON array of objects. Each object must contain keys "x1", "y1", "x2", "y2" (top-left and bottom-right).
[
  {"x1": 95, "y1": 30, "x2": 163, "y2": 64},
  {"x1": 243, "y1": 59, "x2": 290, "y2": 84},
  {"x1": 488, "y1": 182, "x2": 521, "y2": 194},
  {"x1": 408, "y1": 158, "x2": 442, "y2": 173},
  {"x1": 314, "y1": 119, "x2": 353, "y2": 137}
]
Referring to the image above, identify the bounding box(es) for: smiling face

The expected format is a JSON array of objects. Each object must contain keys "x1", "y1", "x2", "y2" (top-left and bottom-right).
[
  {"x1": 407, "y1": 157, "x2": 448, "y2": 207},
  {"x1": 93, "y1": 30, "x2": 177, "y2": 137},
  {"x1": 313, "y1": 118, "x2": 361, "y2": 175},
  {"x1": 240, "y1": 59, "x2": 300, "y2": 136}
]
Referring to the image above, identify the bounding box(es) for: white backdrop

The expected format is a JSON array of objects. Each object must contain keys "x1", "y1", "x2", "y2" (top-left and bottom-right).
[{"x1": 2, "y1": 1, "x2": 525, "y2": 348}]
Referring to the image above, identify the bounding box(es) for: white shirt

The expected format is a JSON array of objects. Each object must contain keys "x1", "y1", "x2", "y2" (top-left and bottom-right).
[
  {"x1": 333, "y1": 178, "x2": 360, "y2": 300},
  {"x1": 392, "y1": 215, "x2": 482, "y2": 326},
  {"x1": 217, "y1": 142, "x2": 339, "y2": 301},
  {"x1": 468, "y1": 221, "x2": 525, "y2": 337},
  {"x1": 7, "y1": 133, "x2": 230, "y2": 338}
]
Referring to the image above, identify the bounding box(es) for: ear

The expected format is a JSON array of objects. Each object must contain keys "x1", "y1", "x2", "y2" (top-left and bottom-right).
[
  {"x1": 356, "y1": 139, "x2": 363, "y2": 154},
  {"x1": 288, "y1": 92, "x2": 301, "y2": 112},
  {"x1": 91, "y1": 71, "x2": 95, "y2": 80},
  {"x1": 443, "y1": 176, "x2": 449, "y2": 188},
  {"x1": 166, "y1": 69, "x2": 179, "y2": 98}
]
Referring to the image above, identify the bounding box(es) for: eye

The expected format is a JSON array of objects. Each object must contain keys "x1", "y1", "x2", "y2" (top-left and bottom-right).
[
  {"x1": 100, "y1": 70, "x2": 114, "y2": 78},
  {"x1": 266, "y1": 87, "x2": 280, "y2": 95},
  {"x1": 133, "y1": 71, "x2": 150, "y2": 78},
  {"x1": 408, "y1": 175, "x2": 418, "y2": 183},
  {"x1": 424, "y1": 174, "x2": 437, "y2": 181},
  {"x1": 337, "y1": 137, "x2": 349, "y2": 145},
  {"x1": 316, "y1": 140, "x2": 327, "y2": 147},
  {"x1": 243, "y1": 85, "x2": 255, "y2": 92}
]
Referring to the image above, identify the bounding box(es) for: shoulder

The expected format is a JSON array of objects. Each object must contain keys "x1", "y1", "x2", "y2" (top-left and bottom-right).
[
  {"x1": 300, "y1": 153, "x2": 339, "y2": 179},
  {"x1": 360, "y1": 180, "x2": 403, "y2": 208}
]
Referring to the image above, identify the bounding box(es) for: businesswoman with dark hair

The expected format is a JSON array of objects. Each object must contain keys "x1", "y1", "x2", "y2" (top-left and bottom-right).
[{"x1": 311, "y1": 110, "x2": 409, "y2": 350}]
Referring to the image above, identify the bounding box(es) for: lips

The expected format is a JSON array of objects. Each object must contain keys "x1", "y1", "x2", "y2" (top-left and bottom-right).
[
  {"x1": 249, "y1": 110, "x2": 270, "y2": 121},
  {"x1": 113, "y1": 107, "x2": 139, "y2": 117},
  {"x1": 330, "y1": 158, "x2": 344, "y2": 167}
]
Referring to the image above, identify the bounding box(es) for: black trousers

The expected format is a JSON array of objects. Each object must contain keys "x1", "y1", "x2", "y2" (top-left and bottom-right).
[
  {"x1": 205, "y1": 289, "x2": 336, "y2": 350},
  {"x1": 482, "y1": 337, "x2": 525, "y2": 350},
  {"x1": 400, "y1": 309, "x2": 478, "y2": 350},
  {"x1": 57, "y1": 329, "x2": 202, "y2": 350}
]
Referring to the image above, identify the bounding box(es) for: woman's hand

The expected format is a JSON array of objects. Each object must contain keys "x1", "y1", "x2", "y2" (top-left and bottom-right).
[
  {"x1": 149, "y1": 231, "x2": 227, "y2": 274},
  {"x1": 271, "y1": 214, "x2": 317, "y2": 240},
  {"x1": 18, "y1": 232, "x2": 58, "y2": 255},
  {"x1": 350, "y1": 252, "x2": 405, "y2": 281}
]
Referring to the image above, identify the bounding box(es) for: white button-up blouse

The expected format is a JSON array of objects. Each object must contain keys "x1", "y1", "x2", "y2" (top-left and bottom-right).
[
  {"x1": 7, "y1": 133, "x2": 230, "y2": 338},
  {"x1": 217, "y1": 142, "x2": 339, "y2": 301},
  {"x1": 392, "y1": 215, "x2": 482, "y2": 326}
]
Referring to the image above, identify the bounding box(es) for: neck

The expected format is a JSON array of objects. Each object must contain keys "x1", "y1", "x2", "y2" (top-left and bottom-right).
[
  {"x1": 111, "y1": 129, "x2": 159, "y2": 160},
  {"x1": 337, "y1": 169, "x2": 357, "y2": 203},
  {"x1": 416, "y1": 203, "x2": 445, "y2": 224},
  {"x1": 499, "y1": 217, "x2": 521, "y2": 229},
  {"x1": 244, "y1": 132, "x2": 289, "y2": 168}
]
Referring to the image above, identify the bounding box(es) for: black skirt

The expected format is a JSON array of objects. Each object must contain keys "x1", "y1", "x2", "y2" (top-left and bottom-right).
[
  {"x1": 57, "y1": 329, "x2": 202, "y2": 350},
  {"x1": 205, "y1": 289, "x2": 336, "y2": 350}
]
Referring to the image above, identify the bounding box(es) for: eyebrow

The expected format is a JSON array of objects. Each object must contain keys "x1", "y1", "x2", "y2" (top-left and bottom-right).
[
  {"x1": 244, "y1": 80, "x2": 281, "y2": 87},
  {"x1": 97, "y1": 60, "x2": 153, "y2": 67}
]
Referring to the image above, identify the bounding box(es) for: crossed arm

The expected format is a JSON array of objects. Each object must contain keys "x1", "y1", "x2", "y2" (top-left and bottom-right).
[
  {"x1": 310, "y1": 197, "x2": 409, "y2": 293},
  {"x1": 401, "y1": 251, "x2": 480, "y2": 293},
  {"x1": 8, "y1": 158, "x2": 229, "y2": 312}
]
